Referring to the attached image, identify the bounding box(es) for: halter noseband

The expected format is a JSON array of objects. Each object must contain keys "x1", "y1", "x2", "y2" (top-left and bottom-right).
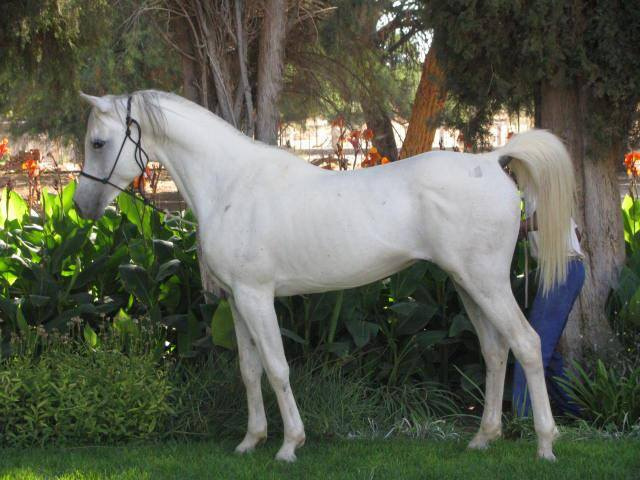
[{"x1": 79, "y1": 96, "x2": 150, "y2": 195}]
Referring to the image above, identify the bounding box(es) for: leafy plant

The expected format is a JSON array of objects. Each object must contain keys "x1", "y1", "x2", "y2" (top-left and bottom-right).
[
  {"x1": 0, "y1": 183, "x2": 223, "y2": 359},
  {"x1": 0, "y1": 345, "x2": 173, "y2": 446},
  {"x1": 556, "y1": 360, "x2": 640, "y2": 430}
]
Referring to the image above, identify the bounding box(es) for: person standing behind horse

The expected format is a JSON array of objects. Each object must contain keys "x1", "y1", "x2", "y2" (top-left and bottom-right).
[{"x1": 512, "y1": 198, "x2": 585, "y2": 417}]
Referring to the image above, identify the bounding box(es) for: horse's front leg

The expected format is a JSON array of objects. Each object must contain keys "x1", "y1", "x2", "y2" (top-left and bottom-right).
[
  {"x1": 232, "y1": 285, "x2": 306, "y2": 462},
  {"x1": 229, "y1": 300, "x2": 268, "y2": 453}
]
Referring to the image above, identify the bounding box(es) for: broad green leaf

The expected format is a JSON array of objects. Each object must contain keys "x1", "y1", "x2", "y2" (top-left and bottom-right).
[
  {"x1": 61, "y1": 181, "x2": 76, "y2": 213},
  {"x1": 27, "y1": 295, "x2": 51, "y2": 307},
  {"x1": 118, "y1": 264, "x2": 154, "y2": 306},
  {"x1": 389, "y1": 261, "x2": 429, "y2": 299},
  {"x1": 114, "y1": 309, "x2": 137, "y2": 335},
  {"x1": 389, "y1": 301, "x2": 419, "y2": 317},
  {"x1": 0, "y1": 188, "x2": 28, "y2": 225},
  {"x1": 281, "y1": 327, "x2": 306, "y2": 344},
  {"x1": 392, "y1": 302, "x2": 438, "y2": 336},
  {"x1": 449, "y1": 314, "x2": 475, "y2": 337},
  {"x1": 623, "y1": 286, "x2": 640, "y2": 326},
  {"x1": 155, "y1": 259, "x2": 181, "y2": 282},
  {"x1": 345, "y1": 318, "x2": 379, "y2": 348},
  {"x1": 211, "y1": 299, "x2": 235, "y2": 349},
  {"x1": 83, "y1": 324, "x2": 99, "y2": 347},
  {"x1": 416, "y1": 330, "x2": 448, "y2": 349},
  {"x1": 117, "y1": 193, "x2": 152, "y2": 237},
  {"x1": 16, "y1": 306, "x2": 28, "y2": 332}
]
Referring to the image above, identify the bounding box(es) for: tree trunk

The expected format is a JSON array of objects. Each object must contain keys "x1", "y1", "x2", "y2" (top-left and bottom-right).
[
  {"x1": 400, "y1": 47, "x2": 445, "y2": 159},
  {"x1": 361, "y1": 101, "x2": 399, "y2": 162},
  {"x1": 174, "y1": 16, "x2": 200, "y2": 104},
  {"x1": 256, "y1": 0, "x2": 287, "y2": 144},
  {"x1": 539, "y1": 80, "x2": 625, "y2": 361}
]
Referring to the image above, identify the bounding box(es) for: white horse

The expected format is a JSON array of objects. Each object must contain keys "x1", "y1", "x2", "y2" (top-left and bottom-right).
[{"x1": 74, "y1": 90, "x2": 575, "y2": 462}]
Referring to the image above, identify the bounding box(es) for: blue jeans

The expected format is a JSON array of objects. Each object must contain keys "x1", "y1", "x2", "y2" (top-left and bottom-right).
[{"x1": 512, "y1": 259, "x2": 585, "y2": 417}]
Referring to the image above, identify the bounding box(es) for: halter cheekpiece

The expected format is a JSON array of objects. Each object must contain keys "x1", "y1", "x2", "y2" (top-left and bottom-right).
[{"x1": 79, "y1": 95, "x2": 151, "y2": 197}]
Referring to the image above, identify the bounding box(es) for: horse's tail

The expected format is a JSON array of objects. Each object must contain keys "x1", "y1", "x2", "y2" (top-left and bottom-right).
[{"x1": 498, "y1": 129, "x2": 575, "y2": 294}]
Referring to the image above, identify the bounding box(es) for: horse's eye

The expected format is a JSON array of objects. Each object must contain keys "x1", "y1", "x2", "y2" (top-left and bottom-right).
[{"x1": 92, "y1": 139, "x2": 106, "y2": 149}]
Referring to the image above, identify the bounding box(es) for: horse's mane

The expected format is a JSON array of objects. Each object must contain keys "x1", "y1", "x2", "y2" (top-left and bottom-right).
[{"x1": 104, "y1": 90, "x2": 174, "y2": 139}]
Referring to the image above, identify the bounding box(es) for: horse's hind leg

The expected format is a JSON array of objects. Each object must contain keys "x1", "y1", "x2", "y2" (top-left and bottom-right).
[
  {"x1": 454, "y1": 283, "x2": 509, "y2": 449},
  {"x1": 230, "y1": 300, "x2": 268, "y2": 453},
  {"x1": 458, "y1": 274, "x2": 558, "y2": 460}
]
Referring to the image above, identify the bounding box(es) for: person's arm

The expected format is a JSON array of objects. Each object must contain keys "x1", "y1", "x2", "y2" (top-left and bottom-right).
[{"x1": 520, "y1": 212, "x2": 583, "y2": 243}]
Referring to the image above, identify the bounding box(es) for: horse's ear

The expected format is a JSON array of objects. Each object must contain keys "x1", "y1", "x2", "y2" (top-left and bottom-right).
[{"x1": 79, "y1": 92, "x2": 111, "y2": 114}]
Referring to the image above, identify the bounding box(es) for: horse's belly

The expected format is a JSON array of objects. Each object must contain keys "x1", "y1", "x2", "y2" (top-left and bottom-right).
[{"x1": 273, "y1": 250, "x2": 419, "y2": 296}]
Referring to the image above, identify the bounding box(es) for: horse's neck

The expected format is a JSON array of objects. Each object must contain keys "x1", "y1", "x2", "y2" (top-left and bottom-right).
[{"x1": 150, "y1": 100, "x2": 261, "y2": 221}]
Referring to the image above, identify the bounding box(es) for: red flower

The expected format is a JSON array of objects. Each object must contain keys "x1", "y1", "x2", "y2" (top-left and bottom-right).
[
  {"x1": 0, "y1": 138, "x2": 9, "y2": 157},
  {"x1": 624, "y1": 151, "x2": 640, "y2": 178},
  {"x1": 331, "y1": 117, "x2": 345, "y2": 128},
  {"x1": 21, "y1": 159, "x2": 40, "y2": 178}
]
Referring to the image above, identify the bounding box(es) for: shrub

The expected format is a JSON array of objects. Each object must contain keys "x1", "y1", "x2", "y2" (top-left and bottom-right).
[
  {"x1": 557, "y1": 360, "x2": 640, "y2": 431},
  {"x1": 167, "y1": 354, "x2": 461, "y2": 441},
  {"x1": 0, "y1": 346, "x2": 174, "y2": 446}
]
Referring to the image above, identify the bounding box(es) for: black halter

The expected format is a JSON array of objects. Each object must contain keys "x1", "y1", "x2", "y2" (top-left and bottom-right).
[{"x1": 79, "y1": 96, "x2": 155, "y2": 206}]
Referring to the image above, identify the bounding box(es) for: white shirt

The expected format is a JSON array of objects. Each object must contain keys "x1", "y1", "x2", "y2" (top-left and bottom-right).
[{"x1": 524, "y1": 196, "x2": 584, "y2": 260}]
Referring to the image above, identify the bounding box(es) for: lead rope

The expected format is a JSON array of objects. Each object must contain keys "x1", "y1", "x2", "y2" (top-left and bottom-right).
[{"x1": 523, "y1": 202, "x2": 529, "y2": 309}]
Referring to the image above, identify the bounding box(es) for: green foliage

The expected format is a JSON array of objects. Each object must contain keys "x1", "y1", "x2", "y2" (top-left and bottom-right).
[
  {"x1": 0, "y1": 346, "x2": 173, "y2": 446},
  {"x1": 0, "y1": 0, "x2": 181, "y2": 142},
  {"x1": 282, "y1": 0, "x2": 422, "y2": 125},
  {"x1": 608, "y1": 195, "x2": 640, "y2": 344},
  {"x1": 276, "y1": 261, "x2": 485, "y2": 389},
  {"x1": 424, "y1": 0, "x2": 640, "y2": 145},
  {"x1": 557, "y1": 360, "x2": 640, "y2": 430},
  {"x1": 167, "y1": 354, "x2": 459, "y2": 441},
  {"x1": 0, "y1": 183, "x2": 217, "y2": 359}
]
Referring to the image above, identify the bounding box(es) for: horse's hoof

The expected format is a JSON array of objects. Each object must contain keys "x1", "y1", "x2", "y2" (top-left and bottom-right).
[
  {"x1": 467, "y1": 436, "x2": 490, "y2": 450},
  {"x1": 468, "y1": 428, "x2": 501, "y2": 450},
  {"x1": 235, "y1": 433, "x2": 266, "y2": 454},
  {"x1": 537, "y1": 449, "x2": 557, "y2": 462},
  {"x1": 275, "y1": 448, "x2": 297, "y2": 462}
]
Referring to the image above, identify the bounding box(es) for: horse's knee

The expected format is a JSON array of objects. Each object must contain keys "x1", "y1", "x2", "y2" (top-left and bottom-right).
[{"x1": 266, "y1": 363, "x2": 291, "y2": 390}]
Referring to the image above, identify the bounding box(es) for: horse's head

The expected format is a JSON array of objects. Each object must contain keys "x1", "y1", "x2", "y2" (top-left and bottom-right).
[{"x1": 73, "y1": 92, "x2": 150, "y2": 220}]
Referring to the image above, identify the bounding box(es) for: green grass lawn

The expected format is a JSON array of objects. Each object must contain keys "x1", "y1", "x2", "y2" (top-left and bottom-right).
[{"x1": 0, "y1": 437, "x2": 638, "y2": 480}]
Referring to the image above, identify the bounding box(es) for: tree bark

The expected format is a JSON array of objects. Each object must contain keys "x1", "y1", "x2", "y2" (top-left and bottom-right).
[
  {"x1": 174, "y1": 16, "x2": 200, "y2": 104},
  {"x1": 256, "y1": 0, "x2": 287, "y2": 144},
  {"x1": 539, "y1": 80, "x2": 625, "y2": 361},
  {"x1": 400, "y1": 47, "x2": 445, "y2": 159},
  {"x1": 361, "y1": 101, "x2": 399, "y2": 162}
]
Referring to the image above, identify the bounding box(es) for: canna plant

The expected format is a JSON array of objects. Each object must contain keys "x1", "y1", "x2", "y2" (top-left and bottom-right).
[{"x1": 0, "y1": 182, "x2": 226, "y2": 359}]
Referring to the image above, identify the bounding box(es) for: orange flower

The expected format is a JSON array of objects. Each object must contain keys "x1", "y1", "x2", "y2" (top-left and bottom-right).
[
  {"x1": 0, "y1": 138, "x2": 9, "y2": 157},
  {"x1": 331, "y1": 117, "x2": 345, "y2": 128},
  {"x1": 381, "y1": 156, "x2": 390, "y2": 164},
  {"x1": 21, "y1": 159, "x2": 40, "y2": 178},
  {"x1": 624, "y1": 151, "x2": 640, "y2": 178}
]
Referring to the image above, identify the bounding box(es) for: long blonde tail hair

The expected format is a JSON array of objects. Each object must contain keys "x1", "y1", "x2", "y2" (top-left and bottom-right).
[{"x1": 499, "y1": 130, "x2": 576, "y2": 294}]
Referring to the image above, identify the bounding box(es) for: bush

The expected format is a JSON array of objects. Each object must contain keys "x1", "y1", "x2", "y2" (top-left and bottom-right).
[
  {"x1": 0, "y1": 346, "x2": 173, "y2": 446},
  {"x1": 167, "y1": 354, "x2": 461, "y2": 441},
  {"x1": 557, "y1": 360, "x2": 640, "y2": 431}
]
